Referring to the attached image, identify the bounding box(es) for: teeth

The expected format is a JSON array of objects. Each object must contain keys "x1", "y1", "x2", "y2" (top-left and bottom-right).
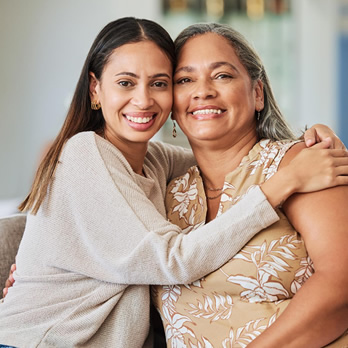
[
  {"x1": 126, "y1": 115, "x2": 154, "y2": 123},
  {"x1": 192, "y1": 109, "x2": 222, "y2": 115}
]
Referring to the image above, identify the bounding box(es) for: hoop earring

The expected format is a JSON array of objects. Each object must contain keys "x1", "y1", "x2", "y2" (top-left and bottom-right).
[
  {"x1": 91, "y1": 100, "x2": 101, "y2": 110},
  {"x1": 172, "y1": 120, "x2": 177, "y2": 138}
]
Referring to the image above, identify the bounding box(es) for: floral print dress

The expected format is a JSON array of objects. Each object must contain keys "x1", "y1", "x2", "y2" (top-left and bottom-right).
[{"x1": 152, "y1": 139, "x2": 348, "y2": 348}]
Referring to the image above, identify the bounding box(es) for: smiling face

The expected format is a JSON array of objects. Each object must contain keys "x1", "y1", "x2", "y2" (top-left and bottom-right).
[
  {"x1": 89, "y1": 40, "x2": 173, "y2": 147},
  {"x1": 173, "y1": 33, "x2": 264, "y2": 147}
]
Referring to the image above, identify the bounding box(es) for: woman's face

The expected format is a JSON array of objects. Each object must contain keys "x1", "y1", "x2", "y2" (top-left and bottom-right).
[
  {"x1": 90, "y1": 40, "x2": 173, "y2": 145},
  {"x1": 173, "y1": 33, "x2": 263, "y2": 146}
]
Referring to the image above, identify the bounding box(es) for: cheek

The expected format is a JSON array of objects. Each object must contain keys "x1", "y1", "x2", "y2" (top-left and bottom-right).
[
  {"x1": 158, "y1": 92, "x2": 173, "y2": 113},
  {"x1": 173, "y1": 88, "x2": 187, "y2": 113}
]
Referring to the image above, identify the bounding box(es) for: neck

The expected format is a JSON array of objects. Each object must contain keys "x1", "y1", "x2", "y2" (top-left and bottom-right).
[
  {"x1": 192, "y1": 129, "x2": 258, "y2": 188},
  {"x1": 104, "y1": 132, "x2": 148, "y2": 176},
  {"x1": 190, "y1": 130, "x2": 258, "y2": 222}
]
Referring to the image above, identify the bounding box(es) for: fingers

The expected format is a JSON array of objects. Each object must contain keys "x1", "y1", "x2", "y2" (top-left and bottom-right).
[
  {"x1": 336, "y1": 165, "x2": 348, "y2": 176},
  {"x1": 309, "y1": 137, "x2": 332, "y2": 149},
  {"x1": 303, "y1": 127, "x2": 317, "y2": 147},
  {"x1": 336, "y1": 175, "x2": 348, "y2": 185},
  {"x1": 2, "y1": 287, "x2": 8, "y2": 298},
  {"x1": 4, "y1": 274, "x2": 14, "y2": 288}
]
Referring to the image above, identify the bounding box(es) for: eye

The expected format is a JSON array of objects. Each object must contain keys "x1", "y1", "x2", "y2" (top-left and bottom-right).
[
  {"x1": 152, "y1": 81, "x2": 168, "y2": 88},
  {"x1": 175, "y1": 77, "x2": 192, "y2": 85},
  {"x1": 118, "y1": 80, "x2": 134, "y2": 88},
  {"x1": 215, "y1": 73, "x2": 233, "y2": 80}
]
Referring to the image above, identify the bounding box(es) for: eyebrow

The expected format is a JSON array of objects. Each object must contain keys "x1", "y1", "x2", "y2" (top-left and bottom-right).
[
  {"x1": 175, "y1": 61, "x2": 239, "y2": 75},
  {"x1": 115, "y1": 72, "x2": 171, "y2": 79}
]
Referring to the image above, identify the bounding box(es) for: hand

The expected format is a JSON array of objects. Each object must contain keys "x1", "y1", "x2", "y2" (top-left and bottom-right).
[
  {"x1": 304, "y1": 124, "x2": 346, "y2": 149},
  {"x1": 2, "y1": 263, "x2": 16, "y2": 298},
  {"x1": 288, "y1": 140, "x2": 348, "y2": 193}
]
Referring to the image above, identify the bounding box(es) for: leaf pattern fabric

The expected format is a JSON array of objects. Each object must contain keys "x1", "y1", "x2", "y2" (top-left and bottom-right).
[{"x1": 152, "y1": 140, "x2": 348, "y2": 347}]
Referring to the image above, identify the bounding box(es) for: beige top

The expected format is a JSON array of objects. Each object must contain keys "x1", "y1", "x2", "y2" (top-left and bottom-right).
[
  {"x1": 153, "y1": 139, "x2": 348, "y2": 348},
  {"x1": 0, "y1": 133, "x2": 279, "y2": 347}
]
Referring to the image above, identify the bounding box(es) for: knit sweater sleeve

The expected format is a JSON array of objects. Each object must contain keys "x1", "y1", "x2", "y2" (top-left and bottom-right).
[
  {"x1": 147, "y1": 141, "x2": 196, "y2": 183},
  {"x1": 50, "y1": 132, "x2": 279, "y2": 285}
]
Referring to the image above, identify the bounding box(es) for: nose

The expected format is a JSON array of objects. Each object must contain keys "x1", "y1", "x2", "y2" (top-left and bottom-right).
[
  {"x1": 131, "y1": 85, "x2": 154, "y2": 110},
  {"x1": 193, "y1": 79, "x2": 217, "y2": 100}
]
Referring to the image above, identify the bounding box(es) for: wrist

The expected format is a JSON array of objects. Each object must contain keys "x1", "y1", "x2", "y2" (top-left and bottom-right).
[{"x1": 260, "y1": 169, "x2": 297, "y2": 209}]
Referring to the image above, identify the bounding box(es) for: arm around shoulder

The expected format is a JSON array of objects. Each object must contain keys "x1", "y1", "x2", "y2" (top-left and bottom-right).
[{"x1": 249, "y1": 142, "x2": 348, "y2": 348}]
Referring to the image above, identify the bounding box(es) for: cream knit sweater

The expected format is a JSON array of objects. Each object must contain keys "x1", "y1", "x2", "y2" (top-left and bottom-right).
[{"x1": 0, "y1": 132, "x2": 279, "y2": 347}]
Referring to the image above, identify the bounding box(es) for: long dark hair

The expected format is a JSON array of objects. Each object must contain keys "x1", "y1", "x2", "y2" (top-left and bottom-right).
[{"x1": 19, "y1": 17, "x2": 175, "y2": 214}]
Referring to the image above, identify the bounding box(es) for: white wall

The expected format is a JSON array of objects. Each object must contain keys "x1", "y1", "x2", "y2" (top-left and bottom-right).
[
  {"x1": 0, "y1": 0, "x2": 160, "y2": 201},
  {"x1": 0, "y1": 0, "x2": 342, "y2": 207},
  {"x1": 292, "y1": 0, "x2": 339, "y2": 131}
]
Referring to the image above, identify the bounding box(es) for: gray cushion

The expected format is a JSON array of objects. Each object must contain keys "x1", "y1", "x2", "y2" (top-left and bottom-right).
[{"x1": 0, "y1": 214, "x2": 26, "y2": 289}]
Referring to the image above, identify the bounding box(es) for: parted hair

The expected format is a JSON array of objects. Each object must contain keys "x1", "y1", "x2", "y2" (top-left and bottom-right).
[
  {"x1": 174, "y1": 23, "x2": 296, "y2": 142},
  {"x1": 19, "y1": 17, "x2": 175, "y2": 214}
]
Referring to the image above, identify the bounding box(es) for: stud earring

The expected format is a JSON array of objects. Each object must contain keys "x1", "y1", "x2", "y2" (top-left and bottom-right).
[
  {"x1": 91, "y1": 100, "x2": 101, "y2": 110},
  {"x1": 172, "y1": 120, "x2": 177, "y2": 138}
]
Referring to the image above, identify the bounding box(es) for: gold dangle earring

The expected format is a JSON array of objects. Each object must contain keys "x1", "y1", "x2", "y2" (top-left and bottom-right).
[
  {"x1": 91, "y1": 100, "x2": 101, "y2": 110},
  {"x1": 172, "y1": 120, "x2": 177, "y2": 138}
]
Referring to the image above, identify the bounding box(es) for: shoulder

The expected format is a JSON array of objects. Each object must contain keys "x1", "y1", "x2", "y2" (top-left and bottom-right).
[
  {"x1": 278, "y1": 141, "x2": 306, "y2": 169},
  {"x1": 147, "y1": 141, "x2": 192, "y2": 160},
  {"x1": 62, "y1": 131, "x2": 98, "y2": 158},
  {"x1": 257, "y1": 139, "x2": 300, "y2": 155}
]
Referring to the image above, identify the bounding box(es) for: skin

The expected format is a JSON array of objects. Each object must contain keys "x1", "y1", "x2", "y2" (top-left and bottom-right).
[
  {"x1": 3, "y1": 38, "x2": 348, "y2": 315},
  {"x1": 89, "y1": 40, "x2": 173, "y2": 175},
  {"x1": 172, "y1": 32, "x2": 348, "y2": 346}
]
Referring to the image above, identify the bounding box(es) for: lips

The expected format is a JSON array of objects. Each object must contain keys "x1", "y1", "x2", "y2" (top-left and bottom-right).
[
  {"x1": 189, "y1": 106, "x2": 226, "y2": 118},
  {"x1": 192, "y1": 108, "x2": 223, "y2": 116},
  {"x1": 124, "y1": 112, "x2": 157, "y2": 124}
]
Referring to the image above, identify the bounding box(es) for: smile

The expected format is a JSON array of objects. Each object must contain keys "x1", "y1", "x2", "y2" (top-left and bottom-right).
[
  {"x1": 125, "y1": 115, "x2": 155, "y2": 124},
  {"x1": 192, "y1": 109, "x2": 223, "y2": 115}
]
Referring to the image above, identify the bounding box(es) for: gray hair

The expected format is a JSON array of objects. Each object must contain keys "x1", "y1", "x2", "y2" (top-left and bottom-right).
[{"x1": 174, "y1": 23, "x2": 296, "y2": 141}]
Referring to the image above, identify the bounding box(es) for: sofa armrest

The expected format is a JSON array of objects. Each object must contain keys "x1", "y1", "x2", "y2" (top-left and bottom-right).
[{"x1": 0, "y1": 214, "x2": 26, "y2": 289}]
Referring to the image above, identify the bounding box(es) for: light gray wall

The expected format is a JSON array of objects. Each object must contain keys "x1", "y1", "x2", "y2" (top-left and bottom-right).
[
  {"x1": 293, "y1": 0, "x2": 339, "y2": 131},
  {"x1": 0, "y1": 0, "x2": 342, "y2": 204},
  {"x1": 0, "y1": 0, "x2": 160, "y2": 201}
]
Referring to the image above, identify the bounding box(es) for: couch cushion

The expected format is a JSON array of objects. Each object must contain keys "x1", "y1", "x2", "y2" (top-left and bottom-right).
[{"x1": 0, "y1": 214, "x2": 26, "y2": 290}]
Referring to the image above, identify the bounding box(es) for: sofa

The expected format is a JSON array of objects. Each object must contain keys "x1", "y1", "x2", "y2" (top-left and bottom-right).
[{"x1": 0, "y1": 214, "x2": 26, "y2": 290}]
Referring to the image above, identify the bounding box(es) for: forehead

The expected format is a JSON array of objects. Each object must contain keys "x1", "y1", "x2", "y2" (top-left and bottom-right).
[
  {"x1": 177, "y1": 33, "x2": 240, "y2": 68},
  {"x1": 105, "y1": 41, "x2": 172, "y2": 73}
]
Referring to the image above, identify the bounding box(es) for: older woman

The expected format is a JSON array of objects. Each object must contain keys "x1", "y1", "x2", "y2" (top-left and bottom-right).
[
  {"x1": 153, "y1": 23, "x2": 348, "y2": 347},
  {"x1": 1, "y1": 18, "x2": 347, "y2": 347}
]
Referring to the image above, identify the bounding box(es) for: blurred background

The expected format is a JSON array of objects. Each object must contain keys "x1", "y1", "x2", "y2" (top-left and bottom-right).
[{"x1": 0, "y1": 0, "x2": 347, "y2": 216}]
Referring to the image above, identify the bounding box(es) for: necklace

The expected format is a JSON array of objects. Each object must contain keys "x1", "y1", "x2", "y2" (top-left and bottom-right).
[
  {"x1": 199, "y1": 167, "x2": 224, "y2": 200},
  {"x1": 205, "y1": 186, "x2": 224, "y2": 200}
]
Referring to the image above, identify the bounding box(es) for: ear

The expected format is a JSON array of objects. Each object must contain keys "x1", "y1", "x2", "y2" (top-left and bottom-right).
[
  {"x1": 89, "y1": 72, "x2": 100, "y2": 101},
  {"x1": 170, "y1": 111, "x2": 177, "y2": 121},
  {"x1": 254, "y1": 79, "x2": 264, "y2": 111}
]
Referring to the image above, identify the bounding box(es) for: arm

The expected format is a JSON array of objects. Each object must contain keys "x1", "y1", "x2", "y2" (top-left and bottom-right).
[
  {"x1": 260, "y1": 140, "x2": 348, "y2": 208},
  {"x1": 3, "y1": 137, "x2": 348, "y2": 294},
  {"x1": 42, "y1": 133, "x2": 279, "y2": 285},
  {"x1": 248, "y1": 142, "x2": 348, "y2": 348},
  {"x1": 151, "y1": 141, "x2": 196, "y2": 182},
  {"x1": 304, "y1": 123, "x2": 346, "y2": 149}
]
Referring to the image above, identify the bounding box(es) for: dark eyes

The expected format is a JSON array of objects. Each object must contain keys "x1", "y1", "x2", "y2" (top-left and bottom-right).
[
  {"x1": 176, "y1": 77, "x2": 192, "y2": 85},
  {"x1": 216, "y1": 74, "x2": 233, "y2": 80},
  {"x1": 152, "y1": 81, "x2": 168, "y2": 88},
  {"x1": 118, "y1": 80, "x2": 133, "y2": 87},
  {"x1": 117, "y1": 80, "x2": 168, "y2": 88},
  {"x1": 176, "y1": 74, "x2": 233, "y2": 85}
]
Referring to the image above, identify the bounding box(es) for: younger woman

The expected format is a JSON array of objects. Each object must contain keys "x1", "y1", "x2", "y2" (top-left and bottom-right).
[{"x1": 1, "y1": 18, "x2": 347, "y2": 347}]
